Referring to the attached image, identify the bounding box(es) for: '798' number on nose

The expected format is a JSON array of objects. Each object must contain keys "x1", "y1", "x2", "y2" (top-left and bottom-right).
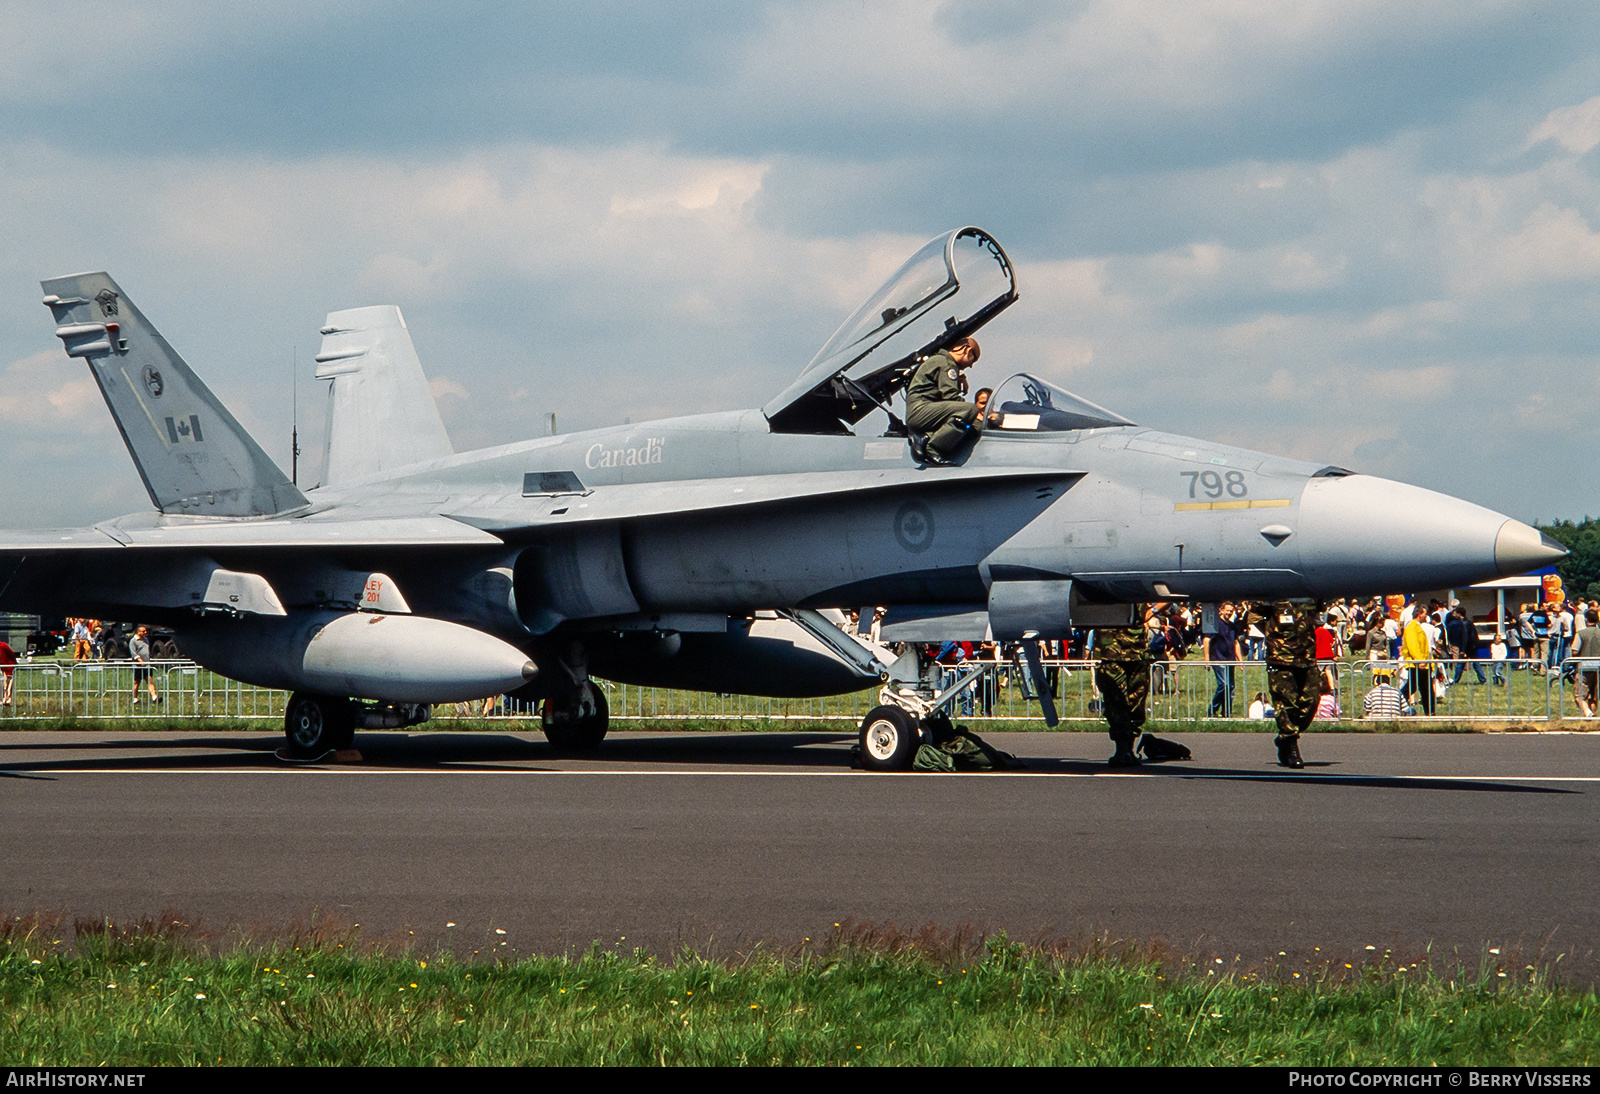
[{"x1": 1181, "y1": 470, "x2": 1248, "y2": 498}]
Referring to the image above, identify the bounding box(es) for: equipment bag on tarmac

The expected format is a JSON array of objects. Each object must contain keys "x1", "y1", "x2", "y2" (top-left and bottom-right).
[
  {"x1": 912, "y1": 726, "x2": 1021, "y2": 772},
  {"x1": 1136, "y1": 734, "x2": 1192, "y2": 762}
]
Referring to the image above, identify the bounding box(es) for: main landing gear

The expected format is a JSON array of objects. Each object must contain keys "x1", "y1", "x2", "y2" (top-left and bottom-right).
[
  {"x1": 541, "y1": 680, "x2": 609, "y2": 754},
  {"x1": 282, "y1": 692, "x2": 432, "y2": 759},
  {"x1": 539, "y1": 642, "x2": 609, "y2": 754},
  {"x1": 284, "y1": 693, "x2": 354, "y2": 759},
  {"x1": 853, "y1": 658, "x2": 998, "y2": 772},
  {"x1": 775, "y1": 608, "x2": 1002, "y2": 773}
]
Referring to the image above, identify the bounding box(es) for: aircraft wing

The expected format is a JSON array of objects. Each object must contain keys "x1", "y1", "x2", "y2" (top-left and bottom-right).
[
  {"x1": 0, "y1": 528, "x2": 126, "y2": 550},
  {"x1": 443, "y1": 463, "x2": 1079, "y2": 535},
  {"x1": 0, "y1": 515, "x2": 504, "y2": 554},
  {"x1": 0, "y1": 465, "x2": 1074, "y2": 558},
  {"x1": 93, "y1": 514, "x2": 503, "y2": 548}
]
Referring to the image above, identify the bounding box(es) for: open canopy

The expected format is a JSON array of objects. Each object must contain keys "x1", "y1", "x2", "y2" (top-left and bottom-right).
[{"x1": 763, "y1": 227, "x2": 1017, "y2": 433}]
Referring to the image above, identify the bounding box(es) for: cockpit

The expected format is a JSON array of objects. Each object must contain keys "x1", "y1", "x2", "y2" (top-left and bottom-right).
[
  {"x1": 761, "y1": 226, "x2": 1133, "y2": 440},
  {"x1": 985, "y1": 373, "x2": 1133, "y2": 433}
]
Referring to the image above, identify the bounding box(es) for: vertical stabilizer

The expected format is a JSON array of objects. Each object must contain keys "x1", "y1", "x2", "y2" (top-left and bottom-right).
[
  {"x1": 315, "y1": 306, "x2": 453, "y2": 486},
  {"x1": 41, "y1": 273, "x2": 308, "y2": 517}
]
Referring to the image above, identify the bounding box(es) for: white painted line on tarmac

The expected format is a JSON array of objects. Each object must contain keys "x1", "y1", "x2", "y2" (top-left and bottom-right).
[{"x1": 6, "y1": 766, "x2": 1598, "y2": 782}]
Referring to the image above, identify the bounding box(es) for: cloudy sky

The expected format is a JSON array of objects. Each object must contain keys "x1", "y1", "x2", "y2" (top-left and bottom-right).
[{"x1": 1, "y1": 1, "x2": 1597, "y2": 526}]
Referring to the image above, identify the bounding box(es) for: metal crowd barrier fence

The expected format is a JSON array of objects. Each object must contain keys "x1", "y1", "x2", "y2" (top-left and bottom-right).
[
  {"x1": 473, "y1": 659, "x2": 1107, "y2": 723},
  {"x1": 0, "y1": 656, "x2": 1581, "y2": 725},
  {"x1": 0, "y1": 659, "x2": 289, "y2": 720},
  {"x1": 913, "y1": 658, "x2": 1104, "y2": 722},
  {"x1": 0, "y1": 657, "x2": 1108, "y2": 724},
  {"x1": 1146, "y1": 658, "x2": 1565, "y2": 723}
]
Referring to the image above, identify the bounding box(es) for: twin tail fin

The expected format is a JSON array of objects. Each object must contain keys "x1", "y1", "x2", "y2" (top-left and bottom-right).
[{"x1": 42, "y1": 272, "x2": 308, "y2": 518}]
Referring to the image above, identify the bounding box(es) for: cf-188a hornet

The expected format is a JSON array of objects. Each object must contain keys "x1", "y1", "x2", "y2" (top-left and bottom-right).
[{"x1": 0, "y1": 228, "x2": 1563, "y2": 766}]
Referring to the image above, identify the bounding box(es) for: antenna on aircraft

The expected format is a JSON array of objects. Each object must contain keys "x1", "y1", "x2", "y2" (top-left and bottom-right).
[{"x1": 291, "y1": 346, "x2": 300, "y2": 486}]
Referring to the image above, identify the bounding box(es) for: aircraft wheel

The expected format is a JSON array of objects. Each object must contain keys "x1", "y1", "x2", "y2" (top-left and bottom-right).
[
  {"x1": 542, "y1": 686, "x2": 609, "y2": 754},
  {"x1": 858, "y1": 705, "x2": 922, "y2": 772},
  {"x1": 284, "y1": 692, "x2": 354, "y2": 759}
]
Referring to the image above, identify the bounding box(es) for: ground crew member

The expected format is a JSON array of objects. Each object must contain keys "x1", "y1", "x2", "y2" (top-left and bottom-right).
[
  {"x1": 1092, "y1": 604, "x2": 1159, "y2": 767},
  {"x1": 905, "y1": 337, "x2": 981, "y2": 462},
  {"x1": 1245, "y1": 599, "x2": 1323, "y2": 768}
]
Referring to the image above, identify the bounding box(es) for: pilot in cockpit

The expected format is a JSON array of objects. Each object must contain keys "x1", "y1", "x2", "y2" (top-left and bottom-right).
[
  {"x1": 972, "y1": 387, "x2": 1001, "y2": 429},
  {"x1": 905, "y1": 337, "x2": 982, "y2": 464}
]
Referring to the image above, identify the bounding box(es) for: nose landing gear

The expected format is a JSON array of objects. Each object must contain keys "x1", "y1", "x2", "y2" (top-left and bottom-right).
[{"x1": 541, "y1": 680, "x2": 609, "y2": 753}]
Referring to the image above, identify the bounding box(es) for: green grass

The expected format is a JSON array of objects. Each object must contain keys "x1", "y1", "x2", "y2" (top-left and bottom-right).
[{"x1": 1, "y1": 918, "x2": 1595, "y2": 1066}]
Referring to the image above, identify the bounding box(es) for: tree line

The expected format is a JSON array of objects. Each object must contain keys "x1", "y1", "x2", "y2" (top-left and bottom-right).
[{"x1": 1537, "y1": 517, "x2": 1600, "y2": 600}]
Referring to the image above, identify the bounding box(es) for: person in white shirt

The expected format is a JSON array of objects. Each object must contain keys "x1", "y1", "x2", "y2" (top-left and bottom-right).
[
  {"x1": 1363, "y1": 668, "x2": 1405, "y2": 719},
  {"x1": 1554, "y1": 604, "x2": 1575, "y2": 675},
  {"x1": 1419, "y1": 612, "x2": 1441, "y2": 654}
]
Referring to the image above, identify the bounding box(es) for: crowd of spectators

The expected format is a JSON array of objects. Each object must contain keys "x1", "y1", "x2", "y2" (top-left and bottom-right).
[
  {"x1": 871, "y1": 593, "x2": 1600, "y2": 722},
  {"x1": 58, "y1": 618, "x2": 122, "y2": 661}
]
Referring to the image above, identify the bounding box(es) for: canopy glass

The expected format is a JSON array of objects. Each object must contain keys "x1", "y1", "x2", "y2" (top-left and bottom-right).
[
  {"x1": 986, "y1": 373, "x2": 1134, "y2": 432},
  {"x1": 763, "y1": 227, "x2": 1016, "y2": 433}
]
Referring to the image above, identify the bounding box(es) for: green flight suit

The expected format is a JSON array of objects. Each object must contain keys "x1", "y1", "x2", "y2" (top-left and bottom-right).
[
  {"x1": 905, "y1": 350, "x2": 978, "y2": 456},
  {"x1": 1093, "y1": 622, "x2": 1151, "y2": 746},
  {"x1": 1245, "y1": 600, "x2": 1324, "y2": 741}
]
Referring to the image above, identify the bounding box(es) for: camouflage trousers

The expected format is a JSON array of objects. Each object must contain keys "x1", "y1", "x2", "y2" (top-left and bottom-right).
[
  {"x1": 1095, "y1": 659, "x2": 1150, "y2": 743},
  {"x1": 1268, "y1": 663, "x2": 1323, "y2": 739}
]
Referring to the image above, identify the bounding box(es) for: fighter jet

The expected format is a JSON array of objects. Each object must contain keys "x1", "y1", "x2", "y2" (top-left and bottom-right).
[{"x1": 0, "y1": 228, "x2": 1564, "y2": 767}]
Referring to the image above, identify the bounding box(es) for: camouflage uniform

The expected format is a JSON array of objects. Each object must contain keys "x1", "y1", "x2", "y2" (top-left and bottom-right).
[
  {"x1": 1245, "y1": 600, "x2": 1324, "y2": 741},
  {"x1": 1093, "y1": 621, "x2": 1152, "y2": 748}
]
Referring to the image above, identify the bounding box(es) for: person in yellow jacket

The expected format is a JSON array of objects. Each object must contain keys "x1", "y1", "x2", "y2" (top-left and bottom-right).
[{"x1": 1401, "y1": 606, "x2": 1436, "y2": 715}]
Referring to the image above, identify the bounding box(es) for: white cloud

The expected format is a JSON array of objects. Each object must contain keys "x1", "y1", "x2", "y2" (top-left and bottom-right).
[
  {"x1": 0, "y1": 351, "x2": 108, "y2": 427},
  {"x1": 1430, "y1": 178, "x2": 1600, "y2": 293},
  {"x1": 1025, "y1": 259, "x2": 1107, "y2": 306},
  {"x1": 1358, "y1": 300, "x2": 1459, "y2": 340},
  {"x1": 1486, "y1": 202, "x2": 1600, "y2": 286},
  {"x1": 1525, "y1": 95, "x2": 1600, "y2": 155},
  {"x1": 1125, "y1": 240, "x2": 1348, "y2": 302},
  {"x1": 1362, "y1": 365, "x2": 1457, "y2": 401},
  {"x1": 427, "y1": 377, "x2": 469, "y2": 400}
]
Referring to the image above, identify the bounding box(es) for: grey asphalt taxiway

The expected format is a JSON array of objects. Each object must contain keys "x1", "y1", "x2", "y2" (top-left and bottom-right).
[{"x1": 2, "y1": 728, "x2": 1597, "y2": 976}]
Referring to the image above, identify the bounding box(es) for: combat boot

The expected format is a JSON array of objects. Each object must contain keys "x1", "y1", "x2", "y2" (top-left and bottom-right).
[
  {"x1": 1274, "y1": 734, "x2": 1304, "y2": 769},
  {"x1": 1108, "y1": 737, "x2": 1141, "y2": 767}
]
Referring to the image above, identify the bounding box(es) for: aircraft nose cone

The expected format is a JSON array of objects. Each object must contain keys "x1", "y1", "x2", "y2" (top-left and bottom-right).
[
  {"x1": 1494, "y1": 520, "x2": 1568, "y2": 576},
  {"x1": 1297, "y1": 474, "x2": 1535, "y2": 594},
  {"x1": 521, "y1": 660, "x2": 539, "y2": 682}
]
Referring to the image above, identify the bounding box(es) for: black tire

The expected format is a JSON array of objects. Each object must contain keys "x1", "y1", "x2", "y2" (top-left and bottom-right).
[
  {"x1": 858, "y1": 705, "x2": 922, "y2": 771},
  {"x1": 284, "y1": 692, "x2": 354, "y2": 758},
  {"x1": 542, "y1": 687, "x2": 609, "y2": 754}
]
